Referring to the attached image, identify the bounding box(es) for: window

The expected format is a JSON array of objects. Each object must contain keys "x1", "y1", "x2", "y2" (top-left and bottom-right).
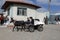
[{"x1": 17, "y1": 8, "x2": 27, "y2": 16}]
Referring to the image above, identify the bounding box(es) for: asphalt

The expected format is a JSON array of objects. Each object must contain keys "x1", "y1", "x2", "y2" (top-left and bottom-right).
[{"x1": 0, "y1": 24, "x2": 60, "y2": 40}]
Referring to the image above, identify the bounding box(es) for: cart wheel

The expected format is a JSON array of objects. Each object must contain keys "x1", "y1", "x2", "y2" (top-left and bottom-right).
[
  {"x1": 38, "y1": 26, "x2": 43, "y2": 32},
  {"x1": 29, "y1": 26, "x2": 34, "y2": 32}
]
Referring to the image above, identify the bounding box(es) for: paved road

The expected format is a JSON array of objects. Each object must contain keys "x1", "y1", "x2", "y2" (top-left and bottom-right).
[{"x1": 0, "y1": 24, "x2": 60, "y2": 40}]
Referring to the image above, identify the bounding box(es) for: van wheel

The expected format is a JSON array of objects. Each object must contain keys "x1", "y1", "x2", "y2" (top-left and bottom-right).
[
  {"x1": 38, "y1": 26, "x2": 43, "y2": 32},
  {"x1": 29, "y1": 26, "x2": 34, "y2": 32}
]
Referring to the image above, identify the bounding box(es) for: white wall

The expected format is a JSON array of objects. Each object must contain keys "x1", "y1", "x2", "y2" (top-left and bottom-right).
[
  {"x1": 27, "y1": 8, "x2": 36, "y2": 19},
  {"x1": 36, "y1": 12, "x2": 46, "y2": 22},
  {"x1": 9, "y1": 5, "x2": 37, "y2": 21},
  {"x1": 10, "y1": 6, "x2": 27, "y2": 21},
  {"x1": 4, "y1": 5, "x2": 47, "y2": 21},
  {"x1": 3, "y1": 11, "x2": 8, "y2": 17},
  {"x1": 9, "y1": 6, "x2": 13, "y2": 17}
]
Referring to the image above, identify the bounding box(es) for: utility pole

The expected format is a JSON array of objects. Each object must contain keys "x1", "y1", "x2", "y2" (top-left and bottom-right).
[
  {"x1": 47, "y1": 0, "x2": 51, "y2": 24},
  {"x1": 48, "y1": 0, "x2": 51, "y2": 18}
]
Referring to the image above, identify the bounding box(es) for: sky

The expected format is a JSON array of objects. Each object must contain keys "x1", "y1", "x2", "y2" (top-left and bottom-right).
[{"x1": 0, "y1": 0, "x2": 60, "y2": 14}]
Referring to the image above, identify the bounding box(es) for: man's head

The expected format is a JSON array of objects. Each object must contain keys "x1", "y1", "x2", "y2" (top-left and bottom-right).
[{"x1": 30, "y1": 17, "x2": 33, "y2": 19}]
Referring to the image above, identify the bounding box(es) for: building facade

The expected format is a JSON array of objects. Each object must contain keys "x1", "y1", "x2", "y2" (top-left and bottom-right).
[{"x1": 1, "y1": 0, "x2": 47, "y2": 22}]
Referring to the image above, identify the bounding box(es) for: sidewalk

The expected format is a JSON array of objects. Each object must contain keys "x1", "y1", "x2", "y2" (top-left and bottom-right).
[{"x1": 0, "y1": 25, "x2": 7, "y2": 27}]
